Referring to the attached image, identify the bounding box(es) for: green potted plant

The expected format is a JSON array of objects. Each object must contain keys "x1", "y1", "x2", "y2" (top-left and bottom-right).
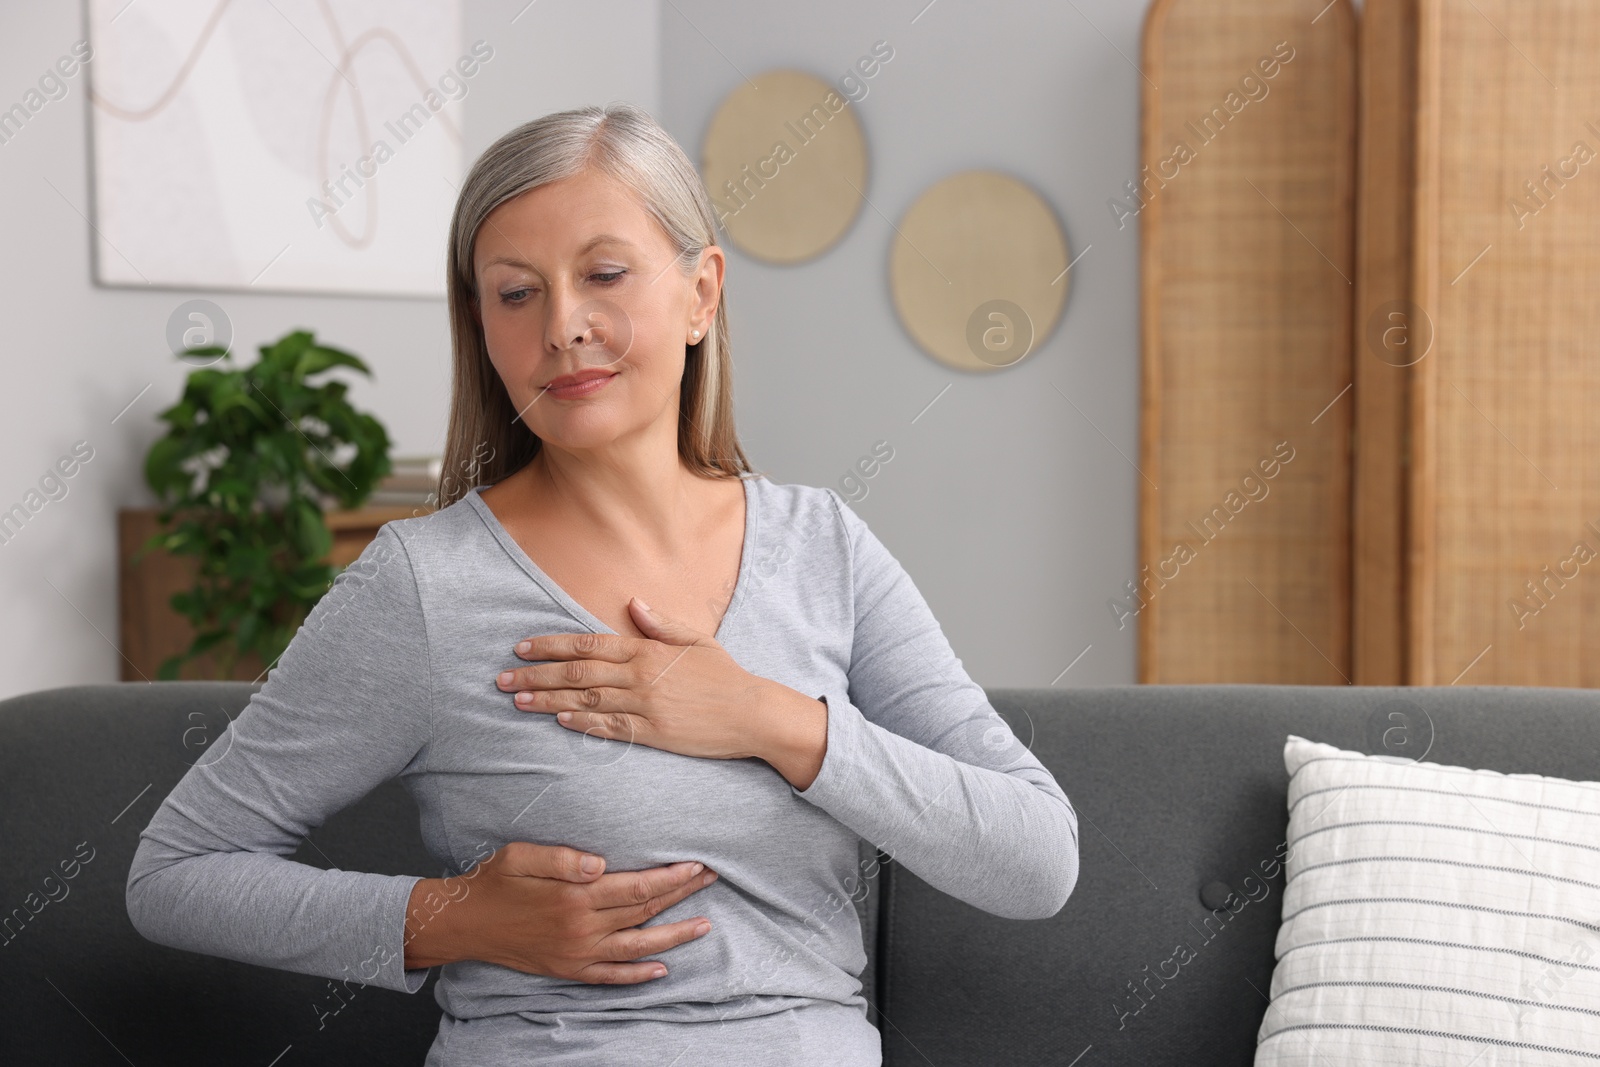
[{"x1": 140, "y1": 329, "x2": 392, "y2": 680}]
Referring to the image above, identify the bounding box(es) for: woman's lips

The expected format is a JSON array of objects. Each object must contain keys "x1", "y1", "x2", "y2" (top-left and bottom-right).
[{"x1": 545, "y1": 372, "x2": 617, "y2": 399}]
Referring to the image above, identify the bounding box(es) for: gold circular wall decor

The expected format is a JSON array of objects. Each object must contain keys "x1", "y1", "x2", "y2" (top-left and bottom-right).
[
  {"x1": 890, "y1": 170, "x2": 1071, "y2": 372},
  {"x1": 701, "y1": 69, "x2": 867, "y2": 264}
]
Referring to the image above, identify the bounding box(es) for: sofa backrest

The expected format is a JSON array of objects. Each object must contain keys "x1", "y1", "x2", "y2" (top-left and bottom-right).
[
  {"x1": 3, "y1": 683, "x2": 1597, "y2": 1064},
  {"x1": 0, "y1": 682, "x2": 442, "y2": 1064},
  {"x1": 877, "y1": 684, "x2": 1600, "y2": 1065}
]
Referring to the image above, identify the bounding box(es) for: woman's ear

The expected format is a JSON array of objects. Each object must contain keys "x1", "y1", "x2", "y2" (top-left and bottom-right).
[{"x1": 693, "y1": 245, "x2": 725, "y2": 328}]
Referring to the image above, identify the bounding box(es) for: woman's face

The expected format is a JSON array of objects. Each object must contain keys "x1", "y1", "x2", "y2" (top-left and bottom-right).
[{"x1": 472, "y1": 167, "x2": 722, "y2": 456}]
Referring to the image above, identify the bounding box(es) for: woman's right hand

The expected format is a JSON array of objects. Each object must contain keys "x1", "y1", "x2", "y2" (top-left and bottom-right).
[{"x1": 402, "y1": 842, "x2": 718, "y2": 983}]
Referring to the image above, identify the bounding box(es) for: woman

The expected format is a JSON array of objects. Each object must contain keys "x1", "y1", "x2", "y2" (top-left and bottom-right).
[{"x1": 126, "y1": 103, "x2": 1079, "y2": 1065}]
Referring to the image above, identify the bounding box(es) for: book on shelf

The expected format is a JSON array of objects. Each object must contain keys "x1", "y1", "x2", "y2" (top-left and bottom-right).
[{"x1": 368, "y1": 455, "x2": 443, "y2": 507}]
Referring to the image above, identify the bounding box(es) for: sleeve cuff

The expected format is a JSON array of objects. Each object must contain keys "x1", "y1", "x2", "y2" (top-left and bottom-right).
[
  {"x1": 367, "y1": 874, "x2": 434, "y2": 994},
  {"x1": 792, "y1": 692, "x2": 864, "y2": 806}
]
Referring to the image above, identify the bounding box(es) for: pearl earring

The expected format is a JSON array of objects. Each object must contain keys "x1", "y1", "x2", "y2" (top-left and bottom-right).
[{"x1": 690, "y1": 329, "x2": 700, "y2": 340}]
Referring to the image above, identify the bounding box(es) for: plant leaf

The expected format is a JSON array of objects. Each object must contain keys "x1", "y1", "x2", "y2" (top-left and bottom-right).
[{"x1": 297, "y1": 344, "x2": 371, "y2": 380}]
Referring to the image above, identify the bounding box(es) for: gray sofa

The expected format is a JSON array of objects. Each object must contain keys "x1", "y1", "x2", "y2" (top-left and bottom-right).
[{"x1": 3, "y1": 681, "x2": 1597, "y2": 1064}]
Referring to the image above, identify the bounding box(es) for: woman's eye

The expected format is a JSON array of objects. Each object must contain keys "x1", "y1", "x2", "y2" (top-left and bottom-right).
[{"x1": 499, "y1": 271, "x2": 621, "y2": 301}]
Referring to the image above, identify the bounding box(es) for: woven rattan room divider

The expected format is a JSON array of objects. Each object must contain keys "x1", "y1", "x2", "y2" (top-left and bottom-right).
[
  {"x1": 1139, "y1": 0, "x2": 1600, "y2": 686},
  {"x1": 1137, "y1": 0, "x2": 1357, "y2": 684}
]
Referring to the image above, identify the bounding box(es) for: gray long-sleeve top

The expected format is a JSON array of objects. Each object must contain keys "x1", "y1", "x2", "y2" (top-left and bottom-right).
[{"x1": 125, "y1": 474, "x2": 1079, "y2": 1065}]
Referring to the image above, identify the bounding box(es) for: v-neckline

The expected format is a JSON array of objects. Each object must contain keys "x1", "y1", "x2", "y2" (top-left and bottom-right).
[{"x1": 465, "y1": 473, "x2": 760, "y2": 644}]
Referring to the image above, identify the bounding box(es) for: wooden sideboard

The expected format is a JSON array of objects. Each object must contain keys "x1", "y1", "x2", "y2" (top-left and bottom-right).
[{"x1": 117, "y1": 505, "x2": 431, "y2": 682}]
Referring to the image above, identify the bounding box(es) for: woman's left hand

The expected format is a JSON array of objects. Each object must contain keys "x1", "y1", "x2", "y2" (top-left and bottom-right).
[{"x1": 495, "y1": 597, "x2": 827, "y2": 783}]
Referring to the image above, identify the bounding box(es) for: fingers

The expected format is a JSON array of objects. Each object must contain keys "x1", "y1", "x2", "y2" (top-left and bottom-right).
[
  {"x1": 586, "y1": 860, "x2": 712, "y2": 909},
  {"x1": 571, "y1": 960, "x2": 674, "y2": 984},
  {"x1": 512, "y1": 632, "x2": 640, "y2": 664},
  {"x1": 545, "y1": 710, "x2": 641, "y2": 742},
  {"x1": 602, "y1": 867, "x2": 718, "y2": 928},
  {"x1": 588, "y1": 915, "x2": 715, "y2": 981},
  {"x1": 497, "y1": 841, "x2": 607, "y2": 882},
  {"x1": 497, "y1": 656, "x2": 632, "y2": 697}
]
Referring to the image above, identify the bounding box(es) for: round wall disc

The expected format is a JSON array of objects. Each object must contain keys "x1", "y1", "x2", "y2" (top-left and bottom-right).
[
  {"x1": 701, "y1": 69, "x2": 868, "y2": 264},
  {"x1": 890, "y1": 170, "x2": 1071, "y2": 372}
]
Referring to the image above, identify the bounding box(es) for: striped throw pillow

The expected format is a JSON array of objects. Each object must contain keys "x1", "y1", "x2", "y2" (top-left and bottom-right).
[{"x1": 1256, "y1": 735, "x2": 1600, "y2": 1065}]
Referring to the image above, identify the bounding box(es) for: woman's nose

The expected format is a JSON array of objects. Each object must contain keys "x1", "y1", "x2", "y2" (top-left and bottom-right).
[{"x1": 543, "y1": 284, "x2": 588, "y2": 351}]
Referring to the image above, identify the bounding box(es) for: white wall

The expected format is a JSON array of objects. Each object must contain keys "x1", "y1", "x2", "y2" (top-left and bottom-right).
[
  {"x1": 0, "y1": 0, "x2": 659, "y2": 699},
  {"x1": 661, "y1": 0, "x2": 1146, "y2": 689},
  {"x1": 0, "y1": 0, "x2": 1146, "y2": 700}
]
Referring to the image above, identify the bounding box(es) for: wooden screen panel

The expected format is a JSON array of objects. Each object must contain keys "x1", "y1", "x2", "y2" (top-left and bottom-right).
[
  {"x1": 1139, "y1": 0, "x2": 1357, "y2": 683},
  {"x1": 1409, "y1": 0, "x2": 1600, "y2": 685},
  {"x1": 1351, "y1": 0, "x2": 1422, "y2": 685}
]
